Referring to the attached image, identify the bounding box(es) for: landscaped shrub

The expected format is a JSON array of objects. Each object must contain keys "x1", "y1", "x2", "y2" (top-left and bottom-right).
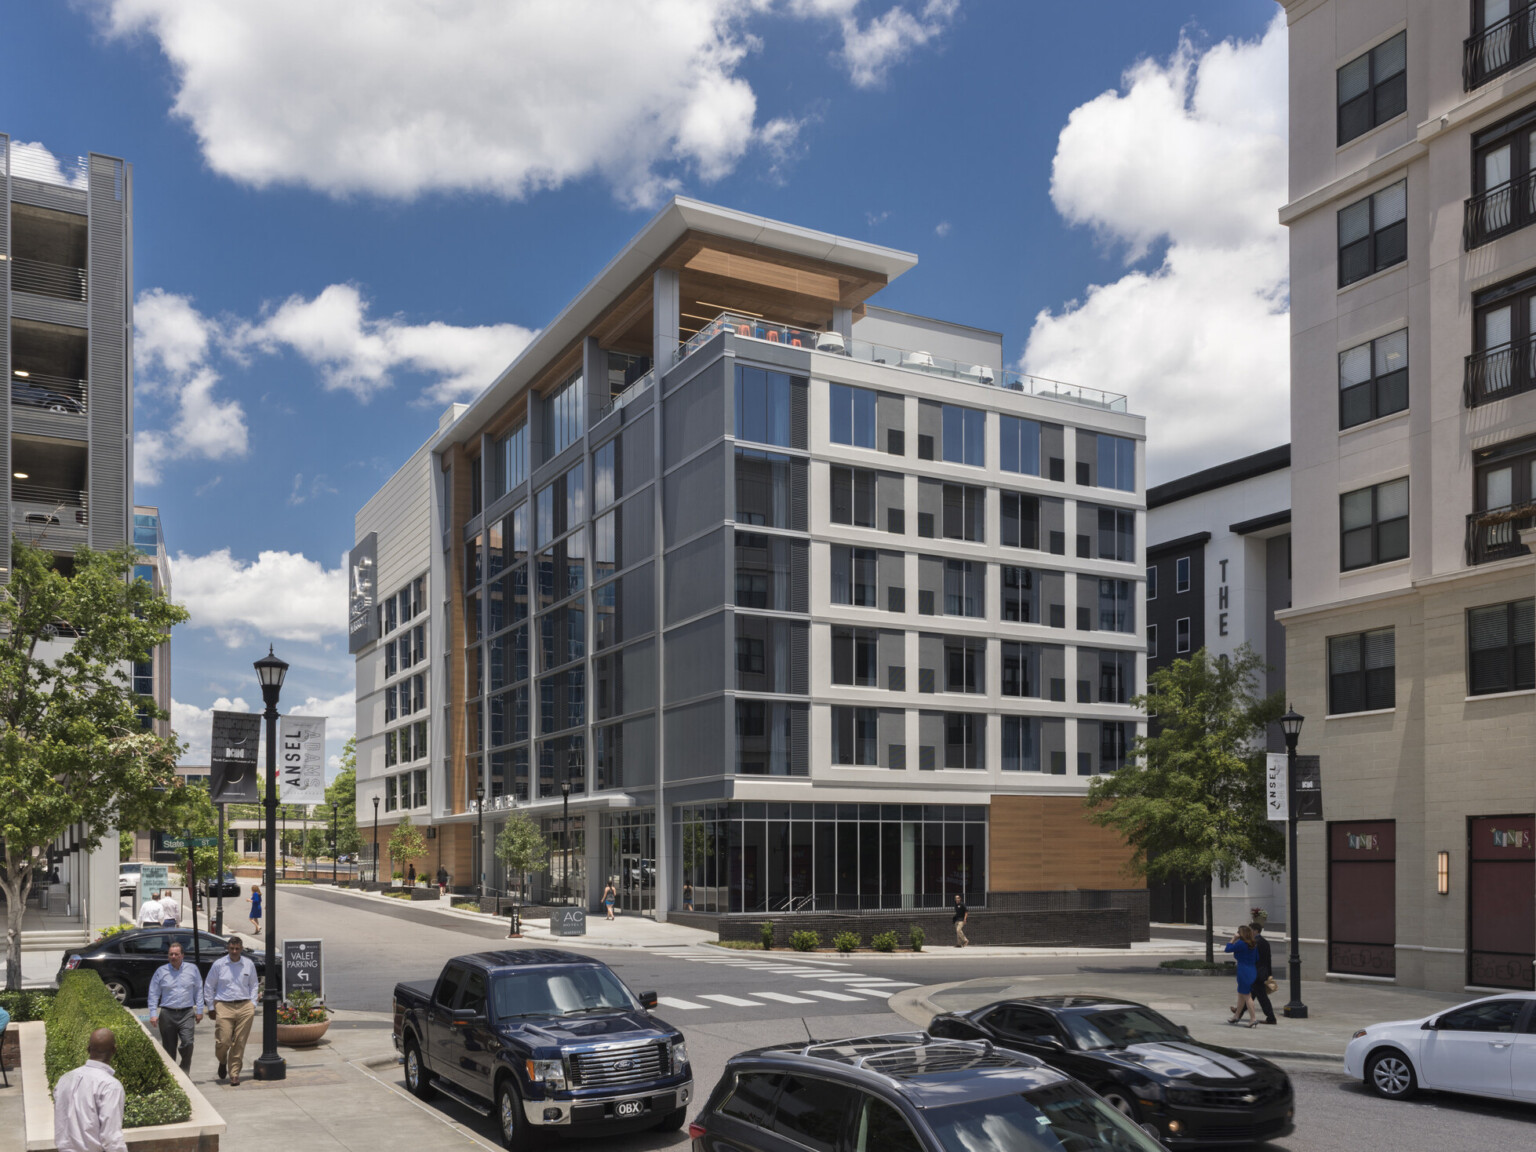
[
  {"x1": 759, "y1": 922, "x2": 775, "y2": 950},
  {"x1": 833, "y1": 930, "x2": 861, "y2": 954},
  {"x1": 94, "y1": 925, "x2": 133, "y2": 942},
  {"x1": 789, "y1": 930, "x2": 820, "y2": 952},
  {"x1": 909, "y1": 925, "x2": 925, "y2": 952},
  {"x1": 46, "y1": 970, "x2": 190, "y2": 1127},
  {"x1": 871, "y1": 931, "x2": 898, "y2": 953},
  {"x1": 0, "y1": 989, "x2": 54, "y2": 1022}
]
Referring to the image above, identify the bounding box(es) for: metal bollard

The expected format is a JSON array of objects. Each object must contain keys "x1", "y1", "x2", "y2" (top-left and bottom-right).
[{"x1": 507, "y1": 904, "x2": 521, "y2": 937}]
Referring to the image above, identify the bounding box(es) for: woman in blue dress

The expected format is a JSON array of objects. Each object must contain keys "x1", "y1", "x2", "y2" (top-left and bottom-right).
[
  {"x1": 249, "y1": 884, "x2": 262, "y2": 933},
  {"x1": 1224, "y1": 925, "x2": 1260, "y2": 1026}
]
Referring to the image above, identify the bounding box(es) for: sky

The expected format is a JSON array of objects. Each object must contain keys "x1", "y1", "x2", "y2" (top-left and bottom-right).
[{"x1": 3, "y1": 0, "x2": 1288, "y2": 773}]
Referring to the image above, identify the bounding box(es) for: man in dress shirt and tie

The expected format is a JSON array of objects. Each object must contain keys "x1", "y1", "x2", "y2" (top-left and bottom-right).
[
  {"x1": 147, "y1": 942, "x2": 203, "y2": 1072},
  {"x1": 203, "y1": 936, "x2": 258, "y2": 1085},
  {"x1": 53, "y1": 1028, "x2": 128, "y2": 1152}
]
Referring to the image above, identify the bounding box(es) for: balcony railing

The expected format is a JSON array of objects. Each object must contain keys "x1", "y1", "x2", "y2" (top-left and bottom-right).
[
  {"x1": 1465, "y1": 171, "x2": 1536, "y2": 250},
  {"x1": 598, "y1": 367, "x2": 654, "y2": 420},
  {"x1": 11, "y1": 371, "x2": 87, "y2": 415},
  {"x1": 10, "y1": 257, "x2": 86, "y2": 302},
  {"x1": 1466, "y1": 502, "x2": 1536, "y2": 564},
  {"x1": 676, "y1": 310, "x2": 1129, "y2": 413},
  {"x1": 1466, "y1": 10, "x2": 1536, "y2": 91},
  {"x1": 1464, "y1": 338, "x2": 1536, "y2": 407}
]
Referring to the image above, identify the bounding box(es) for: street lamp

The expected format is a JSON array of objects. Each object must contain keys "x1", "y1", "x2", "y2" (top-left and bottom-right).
[
  {"x1": 1280, "y1": 706, "x2": 1308, "y2": 1020},
  {"x1": 331, "y1": 801, "x2": 338, "y2": 887},
  {"x1": 372, "y1": 796, "x2": 380, "y2": 885},
  {"x1": 252, "y1": 646, "x2": 288, "y2": 1083},
  {"x1": 476, "y1": 767, "x2": 486, "y2": 904},
  {"x1": 561, "y1": 779, "x2": 571, "y2": 906}
]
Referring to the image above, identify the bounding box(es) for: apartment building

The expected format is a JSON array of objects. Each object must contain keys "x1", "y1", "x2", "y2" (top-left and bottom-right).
[
  {"x1": 1280, "y1": 1, "x2": 1536, "y2": 992},
  {"x1": 2, "y1": 132, "x2": 135, "y2": 931},
  {"x1": 1145, "y1": 446, "x2": 1291, "y2": 928},
  {"x1": 353, "y1": 198, "x2": 1147, "y2": 920}
]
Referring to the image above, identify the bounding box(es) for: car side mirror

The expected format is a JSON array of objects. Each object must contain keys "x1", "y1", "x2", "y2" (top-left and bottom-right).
[
  {"x1": 1421, "y1": 1018, "x2": 1438, "y2": 1030},
  {"x1": 450, "y1": 1008, "x2": 485, "y2": 1026},
  {"x1": 1180, "y1": 1025, "x2": 1191, "y2": 1035},
  {"x1": 639, "y1": 991, "x2": 659, "y2": 1009}
]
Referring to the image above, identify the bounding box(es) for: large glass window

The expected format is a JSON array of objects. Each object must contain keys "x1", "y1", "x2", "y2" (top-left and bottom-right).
[
  {"x1": 545, "y1": 373, "x2": 585, "y2": 457},
  {"x1": 1470, "y1": 270, "x2": 1536, "y2": 406},
  {"x1": 1469, "y1": 103, "x2": 1536, "y2": 249},
  {"x1": 495, "y1": 421, "x2": 528, "y2": 496},
  {"x1": 999, "y1": 415, "x2": 1041, "y2": 476},
  {"x1": 831, "y1": 466, "x2": 876, "y2": 528},
  {"x1": 941, "y1": 484, "x2": 984, "y2": 542},
  {"x1": 736, "y1": 448, "x2": 804, "y2": 529},
  {"x1": 1339, "y1": 329, "x2": 1408, "y2": 428},
  {"x1": 941, "y1": 404, "x2": 985, "y2": 467},
  {"x1": 829, "y1": 383, "x2": 876, "y2": 449},
  {"x1": 593, "y1": 439, "x2": 618, "y2": 511},
  {"x1": 1340, "y1": 478, "x2": 1409, "y2": 570},
  {"x1": 832, "y1": 627, "x2": 879, "y2": 687},
  {"x1": 1001, "y1": 565, "x2": 1038, "y2": 623},
  {"x1": 831, "y1": 707, "x2": 879, "y2": 766},
  {"x1": 1000, "y1": 491, "x2": 1039, "y2": 550},
  {"x1": 735, "y1": 700, "x2": 805, "y2": 776},
  {"x1": 736, "y1": 365, "x2": 796, "y2": 447},
  {"x1": 1078, "y1": 433, "x2": 1135, "y2": 491},
  {"x1": 1337, "y1": 32, "x2": 1406, "y2": 145},
  {"x1": 1468, "y1": 599, "x2": 1535, "y2": 695},
  {"x1": 1338, "y1": 180, "x2": 1407, "y2": 287},
  {"x1": 943, "y1": 559, "x2": 983, "y2": 618},
  {"x1": 830, "y1": 546, "x2": 877, "y2": 608},
  {"x1": 1329, "y1": 628, "x2": 1395, "y2": 713},
  {"x1": 736, "y1": 531, "x2": 802, "y2": 611}
]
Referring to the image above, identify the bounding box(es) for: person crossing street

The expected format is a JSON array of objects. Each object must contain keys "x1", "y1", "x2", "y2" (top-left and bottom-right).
[{"x1": 147, "y1": 942, "x2": 204, "y2": 1071}]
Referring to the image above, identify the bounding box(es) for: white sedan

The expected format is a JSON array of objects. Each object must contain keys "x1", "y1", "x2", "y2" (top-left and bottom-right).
[{"x1": 1345, "y1": 991, "x2": 1536, "y2": 1101}]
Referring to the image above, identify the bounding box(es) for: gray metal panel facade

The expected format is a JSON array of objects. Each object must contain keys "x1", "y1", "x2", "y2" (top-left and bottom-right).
[{"x1": 87, "y1": 153, "x2": 128, "y2": 551}]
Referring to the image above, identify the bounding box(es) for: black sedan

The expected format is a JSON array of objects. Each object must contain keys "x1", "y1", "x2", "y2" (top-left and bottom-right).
[
  {"x1": 200, "y1": 871, "x2": 242, "y2": 898},
  {"x1": 58, "y1": 927, "x2": 269, "y2": 1006},
  {"x1": 928, "y1": 996, "x2": 1293, "y2": 1147}
]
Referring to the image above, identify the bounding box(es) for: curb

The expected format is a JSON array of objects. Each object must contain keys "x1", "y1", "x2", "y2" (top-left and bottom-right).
[{"x1": 358, "y1": 1052, "x2": 402, "y2": 1070}]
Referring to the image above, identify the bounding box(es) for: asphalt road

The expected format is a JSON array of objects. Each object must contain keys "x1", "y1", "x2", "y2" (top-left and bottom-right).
[{"x1": 268, "y1": 886, "x2": 1536, "y2": 1152}]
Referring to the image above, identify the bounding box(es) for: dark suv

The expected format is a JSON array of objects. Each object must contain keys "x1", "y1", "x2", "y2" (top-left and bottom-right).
[{"x1": 690, "y1": 1033, "x2": 1168, "y2": 1152}]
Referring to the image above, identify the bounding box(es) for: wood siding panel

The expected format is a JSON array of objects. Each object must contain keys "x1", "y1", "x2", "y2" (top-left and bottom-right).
[{"x1": 988, "y1": 794, "x2": 1143, "y2": 891}]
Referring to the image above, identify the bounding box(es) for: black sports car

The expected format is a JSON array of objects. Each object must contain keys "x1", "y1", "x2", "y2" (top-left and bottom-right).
[
  {"x1": 57, "y1": 927, "x2": 270, "y2": 1007},
  {"x1": 928, "y1": 996, "x2": 1293, "y2": 1147}
]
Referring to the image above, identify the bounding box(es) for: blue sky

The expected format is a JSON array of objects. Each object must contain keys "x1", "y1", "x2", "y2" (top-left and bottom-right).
[{"x1": 3, "y1": 0, "x2": 1287, "y2": 771}]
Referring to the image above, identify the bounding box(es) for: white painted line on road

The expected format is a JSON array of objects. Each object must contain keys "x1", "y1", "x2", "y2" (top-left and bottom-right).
[
  {"x1": 752, "y1": 991, "x2": 816, "y2": 1004},
  {"x1": 809, "y1": 974, "x2": 876, "y2": 982},
  {"x1": 801, "y1": 989, "x2": 864, "y2": 1002},
  {"x1": 849, "y1": 988, "x2": 895, "y2": 998},
  {"x1": 845, "y1": 981, "x2": 919, "y2": 988},
  {"x1": 656, "y1": 996, "x2": 708, "y2": 1010},
  {"x1": 701, "y1": 993, "x2": 764, "y2": 1007}
]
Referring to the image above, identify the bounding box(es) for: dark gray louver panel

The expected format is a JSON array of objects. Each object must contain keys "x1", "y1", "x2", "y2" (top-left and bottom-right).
[
  {"x1": 788, "y1": 701, "x2": 808, "y2": 773},
  {"x1": 88, "y1": 155, "x2": 127, "y2": 550},
  {"x1": 790, "y1": 376, "x2": 808, "y2": 449},
  {"x1": 788, "y1": 537, "x2": 809, "y2": 613}
]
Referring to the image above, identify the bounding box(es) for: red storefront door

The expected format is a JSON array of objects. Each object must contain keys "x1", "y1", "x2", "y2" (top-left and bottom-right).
[
  {"x1": 1468, "y1": 815, "x2": 1536, "y2": 990},
  {"x1": 1328, "y1": 821, "x2": 1396, "y2": 977}
]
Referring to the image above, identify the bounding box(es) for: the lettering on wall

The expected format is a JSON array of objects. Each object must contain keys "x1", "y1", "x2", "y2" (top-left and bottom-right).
[{"x1": 1217, "y1": 557, "x2": 1229, "y2": 637}]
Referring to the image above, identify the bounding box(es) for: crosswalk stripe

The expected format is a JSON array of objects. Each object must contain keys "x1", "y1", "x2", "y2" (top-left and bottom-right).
[
  {"x1": 701, "y1": 993, "x2": 763, "y2": 1007},
  {"x1": 810, "y1": 975, "x2": 875, "y2": 982},
  {"x1": 656, "y1": 996, "x2": 708, "y2": 1010},
  {"x1": 801, "y1": 989, "x2": 864, "y2": 1002},
  {"x1": 848, "y1": 988, "x2": 894, "y2": 998},
  {"x1": 845, "y1": 981, "x2": 919, "y2": 988},
  {"x1": 752, "y1": 991, "x2": 816, "y2": 1004}
]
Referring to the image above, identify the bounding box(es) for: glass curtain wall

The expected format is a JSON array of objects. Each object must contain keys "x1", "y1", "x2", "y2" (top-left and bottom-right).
[
  {"x1": 538, "y1": 814, "x2": 586, "y2": 905},
  {"x1": 673, "y1": 803, "x2": 986, "y2": 914},
  {"x1": 600, "y1": 810, "x2": 657, "y2": 915}
]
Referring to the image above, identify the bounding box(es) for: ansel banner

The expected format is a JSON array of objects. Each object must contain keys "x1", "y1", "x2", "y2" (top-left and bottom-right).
[
  {"x1": 1265, "y1": 753, "x2": 1288, "y2": 822},
  {"x1": 282, "y1": 938, "x2": 323, "y2": 999},
  {"x1": 279, "y1": 716, "x2": 327, "y2": 805},
  {"x1": 210, "y1": 711, "x2": 262, "y2": 804}
]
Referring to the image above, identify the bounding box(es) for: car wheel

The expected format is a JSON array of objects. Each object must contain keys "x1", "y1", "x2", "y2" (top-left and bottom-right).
[
  {"x1": 1098, "y1": 1089, "x2": 1140, "y2": 1122},
  {"x1": 102, "y1": 978, "x2": 131, "y2": 1005},
  {"x1": 403, "y1": 1039, "x2": 435, "y2": 1101},
  {"x1": 653, "y1": 1107, "x2": 687, "y2": 1132},
  {"x1": 1366, "y1": 1049, "x2": 1417, "y2": 1100},
  {"x1": 495, "y1": 1077, "x2": 533, "y2": 1150}
]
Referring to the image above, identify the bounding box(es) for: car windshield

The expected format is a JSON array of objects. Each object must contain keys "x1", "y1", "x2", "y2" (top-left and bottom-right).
[
  {"x1": 926, "y1": 1084, "x2": 1163, "y2": 1152},
  {"x1": 491, "y1": 967, "x2": 636, "y2": 1019},
  {"x1": 1060, "y1": 1009, "x2": 1186, "y2": 1051}
]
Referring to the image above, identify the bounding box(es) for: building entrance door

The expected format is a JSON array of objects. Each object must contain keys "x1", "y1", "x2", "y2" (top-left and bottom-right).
[
  {"x1": 601, "y1": 810, "x2": 655, "y2": 916},
  {"x1": 1469, "y1": 815, "x2": 1535, "y2": 990}
]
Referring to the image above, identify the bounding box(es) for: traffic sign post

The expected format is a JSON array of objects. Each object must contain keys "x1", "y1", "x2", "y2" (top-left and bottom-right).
[{"x1": 162, "y1": 836, "x2": 218, "y2": 849}]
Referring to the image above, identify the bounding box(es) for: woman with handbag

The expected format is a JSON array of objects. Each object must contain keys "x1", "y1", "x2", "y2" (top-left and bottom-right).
[{"x1": 1223, "y1": 925, "x2": 1261, "y2": 1027}]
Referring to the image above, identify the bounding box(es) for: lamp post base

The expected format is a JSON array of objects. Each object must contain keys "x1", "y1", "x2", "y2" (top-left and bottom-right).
[
  {"x1": 252, "y1": 1053, "x2": 287, "y2": 1080},
  {"x1": 1282, "y1": 1003, "x2": 1309, "y2": 1019}
]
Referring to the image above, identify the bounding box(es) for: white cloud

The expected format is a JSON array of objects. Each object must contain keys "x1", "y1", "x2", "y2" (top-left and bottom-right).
[
  {"x1": 170, "y1": 548, "x2": 346, "y2": 648},
  {"x1": 935, "y1": 220, "x2": 951, "y2": 237},
  {"x1": 171, "y1": 695, "x2": 253, "y2": 764},
  {"x1": 289, "y1": 689, "x2": 357, "y2": 749},
  {"x1": 287, "y1": 472, "x2": 338, "y2": 506},
  {"x1": 1022, "y1": 14, "x2": 1289, "y2": 484},
  {"x1": 91, "y1": 0, "x2": 953, "y2": 204},
  {"x1": 233, "y1": 284, "x2": 536, "y2": 403}
]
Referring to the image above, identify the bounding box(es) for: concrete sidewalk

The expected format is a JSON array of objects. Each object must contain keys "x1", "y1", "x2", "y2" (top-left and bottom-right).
[{"x1": 887, "y1": 968, "x2": 1471, "y2": 1062}]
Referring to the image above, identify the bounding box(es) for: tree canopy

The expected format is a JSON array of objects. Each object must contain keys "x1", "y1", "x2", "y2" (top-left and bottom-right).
[
  {"x1": 324, "y1": 737, "x2": 363, "y2": 859},
  {"x1": 1085, "y1": 644, "x2": 1285, "y2": 961},
  {"x1": 495, "y1": 811, "x2": 550, "y2": 901},
  {"x1": 0, "y1": 541, "x2": 188, "y2": 989},
  {"x1": 387, "y1": 814, "x2": 427, "y2": 877}
]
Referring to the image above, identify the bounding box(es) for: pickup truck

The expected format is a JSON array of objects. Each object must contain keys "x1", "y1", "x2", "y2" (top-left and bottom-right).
[{"x1": 393, "y1": 949, "x2": 693, "y2": 1149}]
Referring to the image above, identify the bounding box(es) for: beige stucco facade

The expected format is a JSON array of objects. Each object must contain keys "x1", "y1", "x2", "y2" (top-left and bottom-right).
[{"x1": 1281, "y1": 0, "x2": 1536, "y2": 993}]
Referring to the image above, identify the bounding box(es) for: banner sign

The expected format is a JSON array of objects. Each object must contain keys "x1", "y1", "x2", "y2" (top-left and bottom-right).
[
  {"x1": 279, "y1": 716, "x2": 327, "y2": 804},
  {"x1": 282, "y1": 938, "x2": 323, "y2": 999},
  {"x1": 1293, "y1": 754, "x2": 1323, "y2": 821},
  {"x1": 139, "y1": 863, "x2": 169, "y2": 902},
  {"x1": 1265, "y1": 753, "x2": 1288, "y2": 822},
  {"x1": 347, "y1": 533, "x2": 379, "y2": 654},
  {"x1": 210, "y1": 711, "x2": 262, "y2": 804}
]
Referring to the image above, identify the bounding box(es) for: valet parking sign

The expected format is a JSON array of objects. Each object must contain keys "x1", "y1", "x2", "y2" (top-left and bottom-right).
[
  {"x1": 278, "y1": 716, "x2": 327, "y2": 805},
  {"x1": 283, "y1": 939, "x2": 323, "y2": 999}
]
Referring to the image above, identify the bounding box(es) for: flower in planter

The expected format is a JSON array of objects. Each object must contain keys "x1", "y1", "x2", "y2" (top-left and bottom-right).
[
  {"x1": 1250, "y1": 906, "x2": 1268, "y2": 923},
  {"x1": 277, "y1": 988, "x2": 329, "y2": 1025}
]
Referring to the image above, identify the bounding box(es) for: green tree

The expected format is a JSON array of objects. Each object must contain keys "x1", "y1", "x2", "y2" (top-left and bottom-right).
[
  {"x1": 324, "y1": 737, "x2": 363, "y2": 859},
  {"x1": 388, "y1": 814, "x2": 427, "y2": 880},
  {"x1": 0, "y1": 542, "x2": 188, "y2": 989},
  {"x1": 1085, "y1": 645, "x2": 1285, "y2": 963},
  {"x1": 163, "y1": 782, "x2": 239, "y2": 899},
  {"x1": 495, "y1": 811, "x2": 551, "y2": 903}
]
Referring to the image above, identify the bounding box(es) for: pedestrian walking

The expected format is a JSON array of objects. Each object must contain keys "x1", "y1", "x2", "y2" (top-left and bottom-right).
[
  {"x1": 408, "y1": 863, "x2": 416, "y2": 886},
  {"x1": 436, "y1": 865, "x2": 448, "y2": 896},
  {"x1": 683, "y1": 883, "x2": 694, "y2": 912},
  {"x1": 159, "y1": 890, "x2": 180, "y2": 927},
  {"x1": 147, "y1": 942, "x2": 204, "y2": 1072},
  {"x1": 247, "y1": 884, "x2": 261, "y2": 933},
  {"x1": 1250, "y1": 921, "x2": 1278, "y2": 1024},
  {"x1": 53, "y1": 1028, "x2": 127, "y2": 1152},
  {"x1": 136, "y1": 891, "x2": 164, "y2": 928},
  {"x1": 602, "y1": 880, "x2": 617, "y2": 920},
  {"x1": 204, "y1": 936, "x2": 258, "y2": 1085},
  {"x1": 952, "y1": 893, "x2": 969, "y2": 947},
  {"x1": 1223, "y1": 925, "x2": 1261, "y2": 1027}
]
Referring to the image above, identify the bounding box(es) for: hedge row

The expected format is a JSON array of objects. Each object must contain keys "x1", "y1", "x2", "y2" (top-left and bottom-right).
[
  {"x1": 46, "y1": 970, "x2": 191, "y2": 1128},
  {"x1": 0, "y1": 989, "x2": 54, "y2": 1022}
]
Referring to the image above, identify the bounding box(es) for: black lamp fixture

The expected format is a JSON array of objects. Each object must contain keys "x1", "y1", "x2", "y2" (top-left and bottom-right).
[
  {"x1": 251, "y1": 646, "x2": 288, "y2": 1082},
  {"x1": 1280, "y1": 706, "x2": 1304, "y2": 747},
  {"x1": 1280, "y1": 703, "x2": 1307, "y2": 1020}
]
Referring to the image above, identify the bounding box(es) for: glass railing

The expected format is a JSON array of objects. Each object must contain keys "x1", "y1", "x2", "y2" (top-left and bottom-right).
[
  {"x1": 598, "y1": 367, "x2": 655, "y2": 420},
  {"x1": 674, "y1": 310, "x2": 1128, "y2": 412}
]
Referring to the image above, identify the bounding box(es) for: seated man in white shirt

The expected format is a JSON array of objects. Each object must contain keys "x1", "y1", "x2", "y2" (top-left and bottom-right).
[
  {"x1": 159, "y1": 890, "x2": 180, "y2": 927},
  {"x1": 54, "y1": 1028, "x2": 128, "y2": 1152},
  {"x1": 136, "y1": 892, "x2": 164, "y2": 928}
]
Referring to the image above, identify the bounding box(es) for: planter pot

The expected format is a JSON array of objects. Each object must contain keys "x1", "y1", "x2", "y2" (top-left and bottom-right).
[{"x1": 276, "y1": 1019, "x2": 330, "y2": 1047}]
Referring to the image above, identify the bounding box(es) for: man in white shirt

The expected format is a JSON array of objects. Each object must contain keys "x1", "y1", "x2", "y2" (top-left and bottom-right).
[
  {"x1": 136, "y1": 892, "x2": 164, "y2": 928},
  {"x1": 203, "y1": 936, "x2": 258, "y2": 1085},
  {"x1": 53, "y1": 1028, "x2": 128, "y2": 1152},
  {"x1": 159, "y1": 890, "x2": 180, "y2": 927}
]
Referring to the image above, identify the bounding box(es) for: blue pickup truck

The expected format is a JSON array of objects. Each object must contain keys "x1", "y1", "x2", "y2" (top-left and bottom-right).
[{"x1": 392, "y1": 949, "x2": 693, "y2": 1148}]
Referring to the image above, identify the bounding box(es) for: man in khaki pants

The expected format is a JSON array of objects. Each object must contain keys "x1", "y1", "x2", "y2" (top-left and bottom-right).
[{"x1": 202, "y1": 936, "x2": 258, "y2": 1085}]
